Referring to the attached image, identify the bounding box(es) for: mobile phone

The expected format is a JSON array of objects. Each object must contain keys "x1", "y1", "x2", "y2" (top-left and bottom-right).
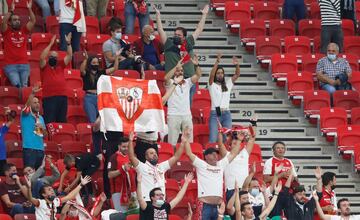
[{"x1": 216, "y1": 107, "x2": 222, "y2": 117}]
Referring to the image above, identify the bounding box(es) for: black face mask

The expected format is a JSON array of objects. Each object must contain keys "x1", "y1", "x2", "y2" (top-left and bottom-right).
[
  {"x1": 149, "y1": 158, "x2": 158, "y2": 166},
  {"x1": 90, "y1": 64, "x2": 99, "y2": 72},
  {"x1": 48, "y1": 195, "x2": 55, "y2": 201},
  {"x1": 173, "y1": 36, "x2": 182, "y2": 45},
  {"x1": 48, "y1": 57, "x2": 57, "y2": 67},
  {"x1": 331, "y1": 185, "x2": 336, "y2": 190}
]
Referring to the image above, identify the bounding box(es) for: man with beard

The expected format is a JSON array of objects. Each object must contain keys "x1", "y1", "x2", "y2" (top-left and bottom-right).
[
  {"x1": 1, "y1": 0, "x2": 36, "y2": 88},
  {"x1": 314, "y1": 197, "x2": 360, "y2": 220},
  {"x1": 314, "y1": 172, "x2": 337, "y2": 220}
]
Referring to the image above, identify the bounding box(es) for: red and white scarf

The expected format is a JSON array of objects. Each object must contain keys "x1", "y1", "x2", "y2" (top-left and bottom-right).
[{"x1": 64, "y1": 0, "x2": 86, "y2": 33}]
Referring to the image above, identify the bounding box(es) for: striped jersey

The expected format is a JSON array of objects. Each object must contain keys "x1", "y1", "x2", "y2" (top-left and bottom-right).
[{"x1": 319, "y1": 0, "x2": 341, "y2": 26}]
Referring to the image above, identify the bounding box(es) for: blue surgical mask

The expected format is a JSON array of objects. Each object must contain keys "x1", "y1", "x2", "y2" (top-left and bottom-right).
[
  {"x1": 115, "y1": 32, "x2": 122, "y2": 40},
  {"x1": 327, "y1": 53, "x2": 337, "y2": 61},
  {"x1": 250, "y1": 188, "x2": 260, "y2": 197},
  {"x1": 155, "y1": 199, "x2": 165, "y2": 206},
  {"x1": 149, "y1": 34, "x2": 155, "y2": 41}
]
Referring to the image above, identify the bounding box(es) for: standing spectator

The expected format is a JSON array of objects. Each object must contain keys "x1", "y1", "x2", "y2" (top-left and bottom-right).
[
  {"x1": 154, "y1": 4, "x2": 209, "y2": 104},
  {"x1": 59, "y1": 0, "x2": 86, "y2": 51},
  {"x1": 137, "y1": 173, "x2": 194, "y2": 219},
  {"x1": 1, "y1": 0, "x2": 35, "y2": 88},
  {"x1": 125, "y1": 0, "x2": 149, "y2": 34},
  {"x1": 165, "y1": 56, "x2": 202, "y2": 147},
  {"x1": 40, "y1": 34, "x2": 72, "y2": 124},
  {"x1": 35, "y1": 0, "x2": 60, "y2": 18},
  {"x1": 128, "y1": 131, "x2": 185, "y2": 201},
  {"x1": 314, "y1": 197, "x2": 360, "y2": 220},
  {"x1": 21, "y1": 85, "x2": 47, "y2": 170},
  {"x1": 0, "y1": 107, "x2": 16, "y2": 175},
  {"x1": 108, "y1": 137, "x2": 137, "y2": 212},
  {"x1": 341, "y1": 0, "x2": 356, "y2": 28},
  {"x1": 86, "y1": 0, "x2": 109, "y2": 19},
  {"x1": 314, "y1": 172, "x2": 337, "y2": 220},
  {"x1": 0, "y1": 163, "x2": 34, "y2": 216},
  {"x1": 282, "y1": 0, "x2": 306, "y2": 21},
  {"x1": 319, "y1": 0, "x2": 343, "y2": 53},
  {"x1": 208, "y1": 54, "x2": 240, "y2": 143},
  {"x1": 316, "y1": 43, "x2": 352, "y2": 99},
  {"x1": 133, "y1": 25, "x2": 165, "y2": 71},
  {"x1": 23, "y1": 155, "x2": 60, "y2": 198},
  {"x1": 263, "y1": 141, "x2": 298, "y2": 185},
  {"x1": 184, "y1": 127, "x2": 242, "y2": 220}
]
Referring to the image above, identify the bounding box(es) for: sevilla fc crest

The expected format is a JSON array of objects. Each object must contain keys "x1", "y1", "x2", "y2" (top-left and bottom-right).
[{"x1": 116, "y1": 86, "x2": 143, "y2": 120}]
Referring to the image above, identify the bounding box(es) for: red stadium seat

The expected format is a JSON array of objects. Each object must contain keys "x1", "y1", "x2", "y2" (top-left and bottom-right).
[
  {"x1": 224, "y1": 1, "x2": 251, "y2": 33},
  {"x1": 158, "y1": 142, "x2": 174, "y2": 162},
  {"x1": 165, "y1": 178, "x2": 179, "y2": 201},
  {"x1": 268, "y1": 19, "x2": 295, "y2": 39},
  {"x1": 66, "y1": 89, "x2": 85, "y2": 106},
  {"x1": 303, "y1": 90, "x2": 331, "y2": 124},
  {"x1": 64, "y1": 69, "x2": 83, "y2": 90},
  {"x1": 309, "y1": 3, "x2": 321, "y2": 19},
  {"x1": 7, "y1": 158, "x2": 24, "y2": 174},
  {"x1": 122, "y1": 34, "x2": 141, "y2": 44},
  {"x1": 85, "y1": 16, "x2": 100, "y2": 34},
  {"x1": 21, "y1": 87, "x2": 43, "y2": 105},
  {"x1": 351, "y1": 72, "x2": 360, "y2": 91},
  {"x1": 284, "y1": 36, "x2": 311, "y2": 56},
  {"x1": 5, "y1": 123, "x2": 21, "y2": 141},
  {"x1": 47, "y1": 123, "x2": 77, "y2": 143},
  {"x1": 354, "y1": 143, "x2": 360, "y2": 172},
  {"x1": 239, "y1": 19, "x2": 266, "y2": 50},
  {"x1": 76, "y1": 123, "x2": 93, "y2": 144},
  {"x1": 171, "y1": 198, "x2": 194, "y2": 219},
  {"x1": 337, "y1": 125, "x2": 360, "y2": 159},
  {"x1": 60, "y1": 141, "x2": 90, "y2": 157},
  {"x1": 167, "y1": 161, "x2": 195, "y2": 182},
  {"x1": 46, "y1": 16, "x2": 60, "y2": 34},
  {"x1": 301, "y1": 53, "x2": 325, "y2": 73},
  {"x1": 18, "y1": 15, "x2": 44, "y2": 33},
  {"x1": 342, "y1": 19, "x2": 355, "y2": 36},
  {"x1": 113, "y1": 70, "x2": 140, "y2": 79},
  {"x1": 287, "y1": 71, "x2": 314, "y2": 105},
  {"x1": 333, "y1": 90, "x2": 360, "y2": 111},
  {"x1": 210, "y1": 0, "x2": 227, "y2": 16},
  {"x1": 169, "y1": 215, "x2": 183, "y2": 220},
  {"x1": 320, "y1": 107, "x2": 348, "y2": 142},
  {"x1": 312, "y1": 36, "x2": 321, "y2": 54},
  {"x1": 344, "y1": 36, "x2": 360, "y2": 55},
  {"x1": 191, "y1": 106, "x2": 211, "y2": 124},
  {"x1": 192, "y1": 89, "x2": 211, "y2": 109},
  {"x1": 255, "y1": 36, "x2": 282, "y2": 65},
  {"x1": 176, "y1": 142, "x2": 203, "y2": 161},
  {"x1": 100, "y1": 16, "x2": 113, "y2": 34},
  {"x1": 31, "y1": 33, "x2": 57, "y2": 51},
  {"x1": 27, "y1": 50, "x2": 42, "y2": 68},
  {"x1": 44, "y1": 141, "x2": 61, "y2": 160},
  {"x1": 180, "y1": 178, "x2": 198, "y2": 203},
  {"x1": 0, "y1": 86, "x2": 20, "y2": 105},
  {"x1": 126, "y1": 214, "x2": 140, "y2": 220},
  {"x1": 6, "y1": 140, "x2": 22, "y2": 158},
  {"x1": 298, "y1": 19, "x2": 321, "y2": 39},
  {"x1": 7, "y1": 104, "x2": 23, "y2": 121},
  {"x1": 271, "y1": 53, "x2": 298, "y2": 86},
  {"x1": 67, "y1": 105, "x2": 88, "y2": 126},
  {"x1": 253, "y1": 2, "x2": 280, "y2": 20},
  {"x1": 86, "y1": 34, "x2": 111, "y2": 53},
  {"x1": 351, "y1": 107, "x2": 360, "y2": 125},
  {"x1": 339, "y1": 54, "x2": 359, "y2": 71},
  {"x1": 0, "y1": 214, "x2": 13, "y2": 220},
  {"x1": 144, "y1": 70, "x2": 166, "y2": 95},
  {"x1": 28, "y1": 67, "x2": 41, "y2": 86},
  {"x1": 193, "y1": 124, "x2": 210, "y2": 146}
]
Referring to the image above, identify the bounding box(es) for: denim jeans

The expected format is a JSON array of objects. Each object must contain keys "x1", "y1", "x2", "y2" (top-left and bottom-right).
[
  {"x1": 32, "y1": 179, "x2": 45, "y2": 198},
  {"x1": 59, "y1": 23, "x2": 82, "y2": 51},
  {"x1": 209, "y1": 110, "x2": 232, "y2": 143},
  {"x1": 282, "y1": 1, "x2": 306, "y2": 20},
  {"x1": 119, "y1": 58, "x2": 136, "y2": 70},
  {"x1": 321, "y1": 84, "x2": 336, "y2": 106},
  {"x1": 112, "y1": 193, "x2": 128, "y2": 213},
  {"x1": 3, "y1": 64, "x2": 30, "y2": 88},
  {"x1": 202, "y1": 203, "x2": 218, "y2": 220},
  {"x1": 10, "y1": 203, "x2": 35, "y2": 217},
  {"x1": 23, "y1": 148, "x2": 44, "y2": 170},
  {"x1": 35, "y1": 0, "x2": 60, "y2": 18},
  {"x1": 43, "y1": 96, "x2": 68, "y2": 124},
  {"x1": 84, "y1": 94, "x2": 98, "y2": 123},
  {"x1": 124, "y1": 2, "x2": 149, "y2": 34}
]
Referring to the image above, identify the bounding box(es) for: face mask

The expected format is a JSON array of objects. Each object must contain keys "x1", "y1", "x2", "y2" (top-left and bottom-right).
[
  {"x1": 155, "y1": 199, "x2": 165, "y2": 206},
  {"x1": 68, "y1": 209, "x2": 79, "y2": 217},
  {"x1": 10, "y1": 173, "x2": 17, "y2": 179},
  {"x1": 149, "y1": 34, "x2": 155, "y2": 41},
  {"x1": 173, "y1": 36, "x2": 182, "y2": 45},
  {"x1": 47, "y1": 195, "x2": 55, "y2": 201},
  {"x1": 12, "y1": 22, "x2": 21, "y2": 30},
  {"x1": 250, "y1": 188, "x2": 260, "y2": 197},
  {"x1": 27, "y1": 173, "x2": 34, "y2": 180},
  {"x1": 331, "y1": 185, "x2": 336, "y2": 190},
  {"x1": 48, "y1": 57, "x2": 57, "y2": 67},
  {"x1": 327, "y1": 53, "x2": 337, "y2": 61},
  {"x1": 296, "y1": 200, "x2": 305, "y2": 205},
  {"x1": 149, "y1": 158, "x2": 158, "y2": 166},
  {"x1": 90, "y1": 64, "x2": 99, "y2": 72},
  {"x1": 115, "y1": 32, "x2": 122, "y2": 40}
]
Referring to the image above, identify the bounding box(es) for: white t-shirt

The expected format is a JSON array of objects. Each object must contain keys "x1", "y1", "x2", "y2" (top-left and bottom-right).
[
  {"x1": 35, "y1": 197, "x2": 61, "y2": 220},
  {"x1": 59, "y1": 0, "x2": 84, "y2": 23},
  {"x1": 166, "y1": 78, "x2": 193, "y2": 116},
  {"x1": 249, "y1": 192, "x2": 265, "y2": 207},
  {"x1": 224, "y1": 149, "x2": 249, "y2": 190},
  {"x1": 208, "y1": 78, "x2": 233, "y2": 110},
  {"x1": 136, "y1": 160, "x2": 170, "y2": 201},
  {"x1": 193, "y1": 156, "x2": 229, "y2": 198},
  {"x1": 330, "y1": 215, "x2": 360, "y2": 220}
]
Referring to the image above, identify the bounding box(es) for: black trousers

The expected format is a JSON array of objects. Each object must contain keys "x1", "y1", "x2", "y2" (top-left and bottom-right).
[
  {"x1": 42, "y1": 96, "x2": 68, "y2": 124},
  {"x1": 320, "y1": 25, "x2": 344, "y2": 54}
]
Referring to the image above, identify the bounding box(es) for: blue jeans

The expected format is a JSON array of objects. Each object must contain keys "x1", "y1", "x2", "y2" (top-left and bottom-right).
[
  {"x1": 282, "y1": 1, "x2": 306, "y2": 20},
  {"x1": 202, "y1": 203, "x2": 218, "y2": 220},
  {"x1": 84, "y1": 94, "x2": 98, "y2": 123},
  {"x1": 59, "y1": 23, "x2": 82, "y2": 51},
  {"x1": 23, "y1": 148, "x2": 44, "y2": 170},
  {"x1": 119, "y1": 58, "x2": 136, "y2": 70},
  {"x1": 124, "y1": 2, "x2": 149, "y2": 34},
  {"x1": 321, "y1": 84, "x2": 336, "y2": 106},
  {"x1": 32, "y1": 179, "x2": 44, "y2": 198},
  {"x1": 3, "y1": 64, "x2": 30, "y2": 88},
  {"x1": 209, "y1": 110, "x2": 232, "y2": 143},
  {"x1": 10, "y1": 204, "x2": 35, "y2": 217},
  {"x1": 35, "y1": 0, "x2": 60, "y2": 18}
]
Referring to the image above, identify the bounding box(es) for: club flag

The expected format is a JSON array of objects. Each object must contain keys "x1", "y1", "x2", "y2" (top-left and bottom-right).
[{"x1": 97, "y1": 75, "x2": 166, "y2": 134}]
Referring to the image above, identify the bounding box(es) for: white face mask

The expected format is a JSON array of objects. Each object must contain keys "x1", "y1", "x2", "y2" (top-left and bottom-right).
[
  {"x1": 68, "y1": 209, "x2": 79, "y2": 217},
  {"x1": 149, "y1": 34, "x2": 155, "y2": 41},
  {"x1": 155, "y1": 199, "x2": 165, "y2": 206}
]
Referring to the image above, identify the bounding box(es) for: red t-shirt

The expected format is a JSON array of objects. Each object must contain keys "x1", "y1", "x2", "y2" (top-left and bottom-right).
[
  {"x1": 41, "y1": 60, "x2": 68, "y2": 97},
  {"x1": 108, "y1": 152, "x2": 131, "y2": 193},
  {"x1": 263, "y1": 157, "x2": 297, "y2": 185},
  {"x1": 3, "y1": 26, "x2": 29, "y2": 64},
  {"x1": 314, "y1": 187, "x2": 337, "y2": 220}
]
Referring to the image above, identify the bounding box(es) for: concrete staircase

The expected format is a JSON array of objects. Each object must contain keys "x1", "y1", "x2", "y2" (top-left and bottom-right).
[{"x1": 152, "y1": 0, "x2": 360, "y2": 213}]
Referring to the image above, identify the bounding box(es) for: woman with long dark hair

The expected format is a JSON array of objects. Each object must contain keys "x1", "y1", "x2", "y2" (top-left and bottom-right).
[{"x1": 208, "y1": 53, "x2": 240, "y2": 143}]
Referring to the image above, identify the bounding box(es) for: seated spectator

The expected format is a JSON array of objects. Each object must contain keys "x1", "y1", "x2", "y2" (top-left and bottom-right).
[
  {"x1": 40, "y1": 34, "x2": 72, "y2": 124},
  {"x1": 137, "y1": 173, "x2": 194, "y2": 219},
  {"x1": 108, "y1": 137, "x2": 137, "y2": 212},
  {"x1": 21, "y1": 85, "x2": 47, "y2": 170},
  {"x1": 0, "y1": 107, "x2": 16, "y2": 175},
  {"x1": 184, "y1": 127, "x2": 241, "y2": 220},
  {"x1": 282, "y1": 0, "x2": 305, "y2": 21},
  {"x1": 23, "y1": 155, "x2": 60, "y2": 198},
  {"x1": 124, "y1": 0, "x2": 149, "y2": 34},
  {"x1": 103, "y1": 23, "x2": 139, "y2": 70},
  {"x1": 314, "y1": 197, "x2": 360, "y2": 220},
  {"x1": 0, "y1": 163, "x2": 34, "y2": 216},
  {"x1": 316, "y1": 43, "x2": 352, "y2": 99},
  {"x1": 263, "y1": 141, "x2": 298, "y2": 185},
  {"x1": 208, "y1": 54, "x2": 240, "y2": 143},
  {"x1": 26, "y1": 175, "x2": 91, "y2": 220},
  {"x1": 133, "y1": 25, "x2": 165, "y2": 71},
  {"x1": 314, "y1": 172, "x2": 337, "y2": 220},
  {"x1": 164, "y1": 56, "x2": 202, "y2": 147},
  {"x1": 86, "y1": 0, "x2": 109, "y2": 19},
  {"x1": 35, "y1": 0, "x2": 60, "y2": 18},
  {"x1": 59, "y1": 0, "x2": 85, "y2": 51},
  {"x1": 1, "y1": 0, "x2": 35, "y2": 88},
  {"x1": 128, "y1": 131, "x2": 185, "y2": 201}
]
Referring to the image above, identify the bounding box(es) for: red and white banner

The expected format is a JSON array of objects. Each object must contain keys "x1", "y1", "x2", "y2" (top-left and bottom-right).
[{"x1": 97, "y1": 75, "x2": 165, "y2": 134}]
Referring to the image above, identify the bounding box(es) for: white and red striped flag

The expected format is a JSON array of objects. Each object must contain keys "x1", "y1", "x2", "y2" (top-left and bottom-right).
[{"x1": 97, "y1": 75, "x2": 166, "y2": 134}]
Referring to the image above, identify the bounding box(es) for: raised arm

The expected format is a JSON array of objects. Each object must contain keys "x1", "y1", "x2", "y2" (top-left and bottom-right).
[
  {"x1": 80, "y1": 51, "x2": 89, "y2": 76},
  {"x1": 128, "y1": 132, "x2": 140, "y2": 167},
  {"x1": 64, "y1": 172, "x2": 81, "y2": 193},
  {"x1": 217, "y1": 201, "x2": 226, "y2": 220},
  {"x1": 313, "y1": 191, "x2": 332, "y2": 220},
  {"x1": 152, "y1": 5, "x2": 167, "y2": 45},
  {"x1": 227, "y1": 138, "x2": 241, "y2": 163},
  {"x1": 235, "y1": 186, "x2": 242, "y2": 220},
  {"x1": 170, "y1": 173, "x2": 194, "y2": 209},
  {"x1": 191, "y1": 55, "x2": 202, "y2": 84},
  {"x1": 40, "y1": 35, "x2": 56, "y2": 69},
  {"x1": 242, "y1": 163, "x2": 256, "y2": 191},
  {"x1": 1, "y1": 1, "x2": 14, "y2": 32},
  {"x1": 218, "y1": 131, "x2": 228, "y2": 159},
  {"x1": 25, "y1": 176, "x2": 40, "y2": 207},
  {"x1": 209, "y1": 53, "x2": 222, "y2": 85},
  {"x1": 231, "y1": 56, "x2": 241, "y2": 83},
  {"x1": 168, "y1": 129, "x2": 187, "y2": 167},
  {"x1": 184, "y1": 134, "x2": 196, "y2": 162},
  {"x1": 192, "y1": 5, "x2": 209, "y2": 40},
  {"x1": 259, "y1": 182, "x2": 282, "y2": 219},
  {"x1": 43, "y1": 156, "x2": 60, "y2": 184},
  {"x1": 314, "y1": 166, "x2": 323, "y2": 193},
  {"x1": 162, "y1": 75, "x2": 184, "y2": 105},
  {"x1": 61, "y1": 176, "x2": 91, "y2": 203},
  {"x1": 91, "y1": 192, "x2": 107, "y2": 217},
  {"x1": 26, "y1": 0, "x2": 36, "y2": 32},
  {"x1": 64, "y1": 33, "x2": 73, "y2": 66},
  {"x1": 136, "y1": 174, "x2": 147, "y2": 210},
  {"x1": 58, "y1": 169, "x2": 69, "y2": 193},
  {"x1": 165, "y1": 58, "x2": 183, "y2": 85},
  {"x1": 226, "y1": 181, "x2": 239, "y2": 216}
]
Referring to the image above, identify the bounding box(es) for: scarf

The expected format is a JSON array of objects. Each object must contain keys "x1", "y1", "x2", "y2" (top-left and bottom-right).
[
  {"x1": 66, "y1": 193, "x2": 93, "y2": 220},
  {"x1": 132, "y1": 0, "x2": 147, "y2": 15},
  {"x1": 179, "y1": 40, "x2": 191, "y2": 63},
  {"x1": 116, "y1": 153, "x2": 135, "y2": 204},
  {"x1": 64, "y1": 0, "x2": 86, "y2": 32}
]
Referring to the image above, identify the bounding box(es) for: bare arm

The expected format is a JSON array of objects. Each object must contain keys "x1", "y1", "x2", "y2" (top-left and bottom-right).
[
  {"x1": 227, "y1": 138, "x2": 241, "y2": 163},
  {"x1": 209, "y1": 54, "x2": 221, "y2": 85},
  {"x1": 64, "y1": 33, "x2": 73, "y2": 66},
  {"x1": 128, "y1": 132, "x2": 140, "y2": 167},
  {"x1": 65, "y1": 172, "x2": 81, "y2": 192},
  {"x1": 91, "y1": 193, "x2": 106, "y2": 217},
  {"x1": 152, "y1": 5, "x2": 167, "y2": 45},
  {"x1": 231, "y1": 56, "x2": 241, "y2": 83},
  {"x1": 192, "y1": 5, "x2": 209, "y2": 40},
  {"x1": 314, "y1": 166, "x2": 323, "y2": 193},
  {"x1": 218, "y1": 132, "x2": 228, "y2": 158},
  {"x1": 190, "y1": 55, "x2": 202, "y2": 84},
  {"x1": 1, "y1": 1, "x2": 14, "y2": 32},
  {"x1": 168, "y1": 139, "x2": 185, "y2": 167},
  {"x1": 40, "y1": 35, "x2": 56, "y2": 69},
  {"x1": 61, "y1": 176, "x2": 91, "y2": 203},
  {"x1": 26, "y1": 0, "x2": 36, "y2": 32},
  {"x1": 25, "y1": 177, "x2": 40, "y2": 207},
  {"x1": 1, "y1": 194, "x2": 18, "y2": 208},
  {"x1": 136, "y1": 174, "x2": 147, "y2": 210},
  {"x1": 313, "y1": 192, "x2": 332, "y2": 220},
  {"x1": 165, "y1": 59, "x2": 183, "y2": 85},
  {"x1": 235, "y1": 187, "x2": 242, "y2": 220},
  {"x1": 226, "y1": 182, "x2": 239, "y2": 216},
  {"x1": 183, "y1": 128, "x2": 196, "y2": 162},
  {"x1": 259, "y1": 182, "x2": 282, "y2": 219},
  {"x1": 14, "y1": 176, "x2": 28, "y2": 199},
  {"x1": 170, "y1": 173, "x2": 194, "y2": 209},
  {"x1": 242, "y1": 165, "x2": 255, "y2": 192},
  {"x1": 162, "y1": 75, "x2": 184, "y2": 105},
  {"x1": 79, "y1": 51, "x2": 88, "y2": 76},
  {"x1": 108, "y1": 169, "x2": 121, "y2": 179},
  {"x1": 58, "y1": 169, "x2": 69, "y2": 192},
  {"x1": 316, "y1": 71, "x2": 337, "y2": 86},
  {"x1": 105, "y1": 49, "x2": 121, "y2": 75}
]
